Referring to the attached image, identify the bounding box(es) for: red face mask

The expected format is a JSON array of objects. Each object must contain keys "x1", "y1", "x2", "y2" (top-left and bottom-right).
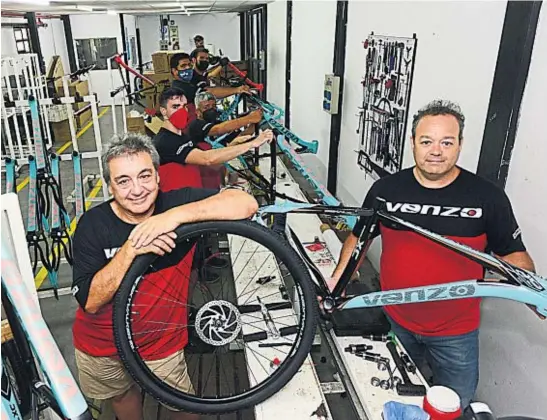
[{"x1": 170, "y1": 107, "x2": 189, "y2": 130}]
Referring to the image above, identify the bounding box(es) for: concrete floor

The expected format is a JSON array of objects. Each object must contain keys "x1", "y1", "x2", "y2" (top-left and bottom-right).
[{"x1": 3, "y1": 105, "x2": 380, "y2": 420}]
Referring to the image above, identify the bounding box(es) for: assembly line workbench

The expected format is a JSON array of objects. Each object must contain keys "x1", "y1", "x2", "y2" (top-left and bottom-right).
[{"x1": 238, "y1": 152, "x2": 427, "y2": 420}]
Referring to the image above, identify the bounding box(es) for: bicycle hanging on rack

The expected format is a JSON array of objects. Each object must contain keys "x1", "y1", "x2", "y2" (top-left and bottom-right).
[{"x1": 25, "y1": 96, "x2": 72, "y2": 298}]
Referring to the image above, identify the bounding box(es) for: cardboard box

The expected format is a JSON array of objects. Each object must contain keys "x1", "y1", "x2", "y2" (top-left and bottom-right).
[
  {"x1": 51, "y1": 120, "x2": 72, "y2": 143},
  {"x1": 143, "y1": 71, "x2": 172, "y2": 87},
  {"x1": 151, "y1": 50, "x2": 185, "y2": 74},
  {"x1": 127, "y1": 115, "x2": 146, "y2": 135}
]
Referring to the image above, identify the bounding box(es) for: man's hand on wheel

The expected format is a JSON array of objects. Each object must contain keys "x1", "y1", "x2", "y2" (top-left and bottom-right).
[
  {"x1": 127, "y1": 232, "x2": 177, "y2": 257},
  {"x1": 129, "y1": 211, "x2": 181, "y2": 249}
]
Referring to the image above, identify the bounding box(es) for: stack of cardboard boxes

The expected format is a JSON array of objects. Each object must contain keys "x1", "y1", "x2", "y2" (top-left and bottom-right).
[
  {"x1": 141, "y1": 51, "x2": 182, "y2": 112},
  {"x1": 46, "y1": 56, "x2": 94, "y2": 143}
]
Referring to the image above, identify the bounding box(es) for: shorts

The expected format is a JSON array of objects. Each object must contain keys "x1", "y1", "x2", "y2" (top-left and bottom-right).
[{"x1": 75, "y1": 348, "x2": 194, "y2": 405}]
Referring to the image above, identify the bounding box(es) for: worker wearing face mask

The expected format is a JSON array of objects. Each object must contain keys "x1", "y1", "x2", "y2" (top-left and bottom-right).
[
  {"x1": 188, "y1": 91, "x2": 263, "y2": 146},
  {"x1": 170, "y1": 50, "x2": 250, "y2": 105},
  {"x1": 154, "y1": 88, "x2": 274, "y2": 192}
]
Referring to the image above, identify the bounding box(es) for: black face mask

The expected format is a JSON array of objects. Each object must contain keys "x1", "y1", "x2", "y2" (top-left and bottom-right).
[
  {"x1": 196, "y1": 60, "x2": 209, "y2": 71},
  {"x1": 203, "y1": 108, "x2": 218, "y2": 123}
]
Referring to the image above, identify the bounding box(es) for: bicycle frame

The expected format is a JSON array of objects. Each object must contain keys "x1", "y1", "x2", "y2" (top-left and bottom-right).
[
  {"x1": 1, "y1": 234, "x2": 91, "y2": 419},
  {"x1": 258, "y1": 200, "x2": 547, "y2": 316}
]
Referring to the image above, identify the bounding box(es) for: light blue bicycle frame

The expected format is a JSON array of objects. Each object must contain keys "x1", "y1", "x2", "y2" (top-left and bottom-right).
[
  {"x1": 258, "y1": 201, "x2": 547, "y2": 316},
  {"x1": 1, "y1": 233, "x2": 90, "y2": 419}
]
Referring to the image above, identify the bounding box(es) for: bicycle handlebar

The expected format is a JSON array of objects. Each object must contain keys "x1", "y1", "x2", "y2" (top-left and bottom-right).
[
  {"x1": 113, "y1": 54, "x2": 155, "y2": 86},
  {"x1": 225, "y1": 61, "x2": 264, "y2": 91}
]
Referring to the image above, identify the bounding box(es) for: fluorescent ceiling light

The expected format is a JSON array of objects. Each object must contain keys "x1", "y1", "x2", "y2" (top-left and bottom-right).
[
  {"x1": 180, "y1": 3, "x2": 191, "y2": 16},
  {"x1": 76, "y1": 5, "x2": 94, "y2": 12},
  {"x1": 8, "y1": 0, "x2": 50, "y2": 5}
]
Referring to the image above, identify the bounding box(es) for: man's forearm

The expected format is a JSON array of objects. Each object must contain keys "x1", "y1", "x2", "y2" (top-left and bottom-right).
[
  {"x1": 500, "y1": 251, "x2": 536, "y2": 272},
  {"x1": 206, "y1": 86, "x2": 238, "y2": 99},
  {"x1": 202, "y1": 142, "x2": 252, "y2": 165},
  {"x1": 85, "y1": 242, "x2": 135, "y2": 313},
  {"x1": 332, "y1": 234, "x2": 359, "y2": 278},
  {"x1": 207, "y1": 66, "x2": 223, "y2": 79},
  {"x1": 209, "y1": 116, "x2": 253, "y2": 137},
  {"x1": 168, "y1": 189, "x2": 258, "y2": 224}
]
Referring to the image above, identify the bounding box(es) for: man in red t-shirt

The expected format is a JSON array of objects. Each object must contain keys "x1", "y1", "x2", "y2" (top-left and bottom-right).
[
  {"x1": 71, "y1": 133, "x2": 258, "y2": 420},
  {"x1": 329, "y1": 100, "x2": 537, "y2": 408}
]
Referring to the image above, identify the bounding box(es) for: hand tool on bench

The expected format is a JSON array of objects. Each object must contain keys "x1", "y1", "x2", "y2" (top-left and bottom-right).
[{"x1": 386, "y1": 341, "x2": 426, "y2": 396}]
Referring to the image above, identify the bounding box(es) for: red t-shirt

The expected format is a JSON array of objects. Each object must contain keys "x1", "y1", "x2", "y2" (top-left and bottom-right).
[
  {"x1": 352, "y1": 168, "x2": 526, "y2": 336},
  {"x1": 71, "y1": 188, "x2": 216, "y2": 359}
]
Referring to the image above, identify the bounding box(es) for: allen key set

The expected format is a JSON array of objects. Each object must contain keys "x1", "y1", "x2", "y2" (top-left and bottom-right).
[{"x1": 357, "y1": 32, "x2": 418, "y2": 180}]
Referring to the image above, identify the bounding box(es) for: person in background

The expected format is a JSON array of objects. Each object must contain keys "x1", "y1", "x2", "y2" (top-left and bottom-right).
[
  {"x1": 189, "y1": 91, "x2": 263, "y2": 147},
  {"x1": 327, "y1": 100, "x2": 538, "y2": 408},
  {"x1": 193, "y1": 34, "x2": 204, "y2": 49},
  {"x1": 71, "y1": 133, "x2": 259, "y2": 420},
  {"x1": 169, "y1": 52, "x2": 250, "y2": 124},
  {"x1": 154, "y1": 88, "x2": 273, "y2": 191}
]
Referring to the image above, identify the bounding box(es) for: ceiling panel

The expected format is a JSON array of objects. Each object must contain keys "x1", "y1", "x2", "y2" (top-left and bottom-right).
[{"x1": 0, "y1": 0, "x2": 270, "y2": 15}]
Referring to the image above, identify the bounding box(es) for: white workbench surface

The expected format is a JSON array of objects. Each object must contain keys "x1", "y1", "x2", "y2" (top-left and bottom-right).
[
  {"x1": 230, "y1": 158, "x2": 330, "y2": 420},
  {"x1": 258, "y1": 154, "x2": 429, "y2": 420}
]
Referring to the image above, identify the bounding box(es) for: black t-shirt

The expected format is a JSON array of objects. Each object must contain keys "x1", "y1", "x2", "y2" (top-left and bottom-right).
[
  {"x1": 154, "y1": 128, "x2": 196, "y2": 165},
  {"x1": 352, "y1": 167, "x2": 525, "y2": 256},
  {"x1": 188, "y1": 119, "x2": 242, "y2": 145},
  {"x1": 351, "y1": 167, "x2": 526, "y2": 336},
  {"x1": 71, "y1": 188, "x2": 217, "y2": 308}
]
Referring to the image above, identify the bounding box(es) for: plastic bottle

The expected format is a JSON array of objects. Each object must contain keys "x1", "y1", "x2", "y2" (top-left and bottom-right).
[{"x1": 423, "y1": 386, "x2": 462, "y2": 420}]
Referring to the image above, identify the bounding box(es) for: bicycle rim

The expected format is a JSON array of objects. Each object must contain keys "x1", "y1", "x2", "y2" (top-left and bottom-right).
[{"x1": 113, "y1": 220, "x2": 317, "y2": 414}]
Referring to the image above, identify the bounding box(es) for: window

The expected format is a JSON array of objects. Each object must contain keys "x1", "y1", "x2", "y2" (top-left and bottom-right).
[
  {"x1": 75, "y1": 38, "x2": 119, "y2": 70},
  {"x1": 14, "y1": 27, "x2": 31, "y2": 54}
]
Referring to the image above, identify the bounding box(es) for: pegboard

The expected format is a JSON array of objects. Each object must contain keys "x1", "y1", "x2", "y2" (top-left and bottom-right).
[{"x1": 357, "y1": 32, "x2": 417, "y2": 179}]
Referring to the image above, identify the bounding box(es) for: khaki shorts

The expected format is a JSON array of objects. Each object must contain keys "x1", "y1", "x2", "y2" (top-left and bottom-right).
[{"x1": 75, "y1": 348, "x2": 194, "y2": 404}]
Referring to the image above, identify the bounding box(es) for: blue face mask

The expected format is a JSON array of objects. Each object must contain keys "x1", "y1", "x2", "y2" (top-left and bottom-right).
[{"x1": 178, "y1": 69, "x2": 193, "y2": 82}]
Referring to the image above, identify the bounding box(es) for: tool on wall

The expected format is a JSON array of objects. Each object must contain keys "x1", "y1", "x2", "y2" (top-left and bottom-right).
[{"x1": 357, "y1": 32, "x2": 417, "y2": 180}]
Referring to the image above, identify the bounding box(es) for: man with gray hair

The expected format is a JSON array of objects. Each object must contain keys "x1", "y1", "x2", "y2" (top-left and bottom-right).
[{"x1": 71, "y1": 133, "x2": 258, "y2": 419}]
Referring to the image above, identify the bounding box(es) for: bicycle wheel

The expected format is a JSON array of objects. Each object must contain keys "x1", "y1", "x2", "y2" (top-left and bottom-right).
[{"x1": 113, "y1": 220, "x2": 317, "y2": 414}]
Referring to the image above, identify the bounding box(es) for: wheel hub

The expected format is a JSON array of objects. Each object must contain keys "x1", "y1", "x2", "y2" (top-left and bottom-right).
[{"x1": 195, "y1": 300, "x2": 242, "y2": 346}]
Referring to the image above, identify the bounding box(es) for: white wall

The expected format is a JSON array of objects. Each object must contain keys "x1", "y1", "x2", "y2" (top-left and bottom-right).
[
  {"x1": 266, "y1": 0, "x2": 286, "y2": 108},
  {"x1": 476, "y1": 4, "x2": 547, "y2": 417},
  {"x1": 69, "y1": 14, "x2": 124, "y2": 106},
  {"x1": 38, "y1": 18, "x2": 70, "y2": 74},
  {"x1": 137, "y1": 13, "x2": 240, "y2": 64},
  {"x1": 290, "y1": 1, "x2": 337, "y2": 185}
]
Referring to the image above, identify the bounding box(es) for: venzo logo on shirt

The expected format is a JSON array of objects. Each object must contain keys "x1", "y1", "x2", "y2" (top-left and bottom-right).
[
  {"x1": 386, "y1": 201, "x2": 483, "y2": 218},
  {"x1": 104, "y1": 247, "x2": 121, "y2": 259}
]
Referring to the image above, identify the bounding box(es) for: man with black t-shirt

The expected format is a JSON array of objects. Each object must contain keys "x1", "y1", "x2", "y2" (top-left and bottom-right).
[
  {"x1": 153, "y1": 88, "x2": 273, "y2": 191},
  {"x1": 188, "y1": 91, "x2": 262, "y2": 146},
  {"x1": 71, "y1": 133, "x2": 258, "y2": 420},
  {"x1": 329, "y1": 100, "x2": 537, "y2": 408},
  {"x1": 170, "y1": 51, "x2": 249, "y2": 107}
]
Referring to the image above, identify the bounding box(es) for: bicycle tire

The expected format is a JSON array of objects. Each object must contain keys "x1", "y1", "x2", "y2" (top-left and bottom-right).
[
  {"x1": 2, "y1": 339, "x2": 31, "y2": 416},
  {"x1": 113, "y1": 220, "x2": 317, "y2": 414}
]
